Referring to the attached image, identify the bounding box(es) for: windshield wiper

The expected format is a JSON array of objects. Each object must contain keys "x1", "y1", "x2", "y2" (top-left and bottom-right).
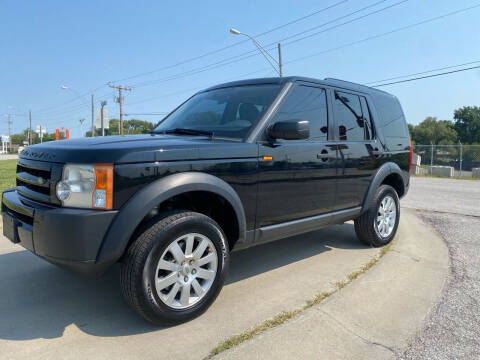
[{"x1": 155, "y1": 128, "x2": 214, "y2": 137}]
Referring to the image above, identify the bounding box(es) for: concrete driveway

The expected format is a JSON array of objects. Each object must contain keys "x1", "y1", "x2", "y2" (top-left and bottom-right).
[
  {"x1": 0, "y1": 220, "x2": 379, "y2": 359},
  {"x1": 0, "y1": 155, "x2": 18, "y2": 161}
]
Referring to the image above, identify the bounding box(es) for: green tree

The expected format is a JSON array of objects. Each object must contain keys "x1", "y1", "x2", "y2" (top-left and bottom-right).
[
  {"x1": 409, "y1": 117, "x2": 458, "y2": 145},
  {"x1": 454, "y1": 106, "x2": 480, "y2": 144},
  {"x1": 85, "y1": 118, "x2": 154, "y2": 136}
]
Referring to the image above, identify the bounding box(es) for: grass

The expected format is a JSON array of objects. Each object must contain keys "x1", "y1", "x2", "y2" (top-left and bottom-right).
[
  {"x1": 0, "y1": 159, "x2": 17, "y2": 194},
  {"x1": 207, "y1": 241, "x2": 394, "y2": 358}
]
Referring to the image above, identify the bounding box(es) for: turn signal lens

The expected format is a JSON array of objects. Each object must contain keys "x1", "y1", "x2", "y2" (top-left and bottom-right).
[{"x1": 93, "y1": 164, "x2": 113, "y2": 209}]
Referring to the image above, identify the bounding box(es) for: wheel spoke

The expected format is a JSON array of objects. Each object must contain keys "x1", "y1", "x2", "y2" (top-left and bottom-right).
[
  {"x1": 380, "y1": 222, "x2": 386, "y2": 236},
  {"x1": 191, "y1": 279, "x2": 204, "y2": 297},
  {"x1": 169, "y1": 241, "x2": 185, "y2": 264},
  {"x1": 180, "y1": 284, "x2": 191, "y2": 306},
  {"x1": 156, "y1": 272, "x2": 178, "y2": 290},
  {"x1": 185, "y1": 234, "x2": 194, "y2": 256},
  {"x1": 157, "y1": 259, "x2": 177, "y2": 272},
  {"x1": 198, "y1": 252, "x2": 216, "y2": 267},
  {"x1": 196, "y1": 268, "x2": 215, "y2": 280},
  {"x1": 193, "y1": 239, "x2": 209, "y2": 260},
  {"x1": 164, "y1": 282, "x2": 180, "y2": 305},
  {"x1": 378, "y1": 205, "x2": 385, "y2": 215}
]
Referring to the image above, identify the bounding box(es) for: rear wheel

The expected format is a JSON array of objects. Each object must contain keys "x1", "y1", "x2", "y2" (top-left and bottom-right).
[
  {"x1": 354, "y1": 185, "x2": 400, "y2": 247},
  {"x1": 120, "y1": 211, "x2": 229, "y2": 325}
]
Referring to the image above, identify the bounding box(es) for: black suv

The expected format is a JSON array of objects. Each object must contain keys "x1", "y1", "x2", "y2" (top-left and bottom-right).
[{"x1": 2, "y1": 77, "x2": 411, "y2": 324}]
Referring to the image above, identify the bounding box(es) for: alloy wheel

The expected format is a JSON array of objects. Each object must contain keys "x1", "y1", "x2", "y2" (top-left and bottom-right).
[{"x1": 155, "y1": 233, "x2": 218, "y2": 309}]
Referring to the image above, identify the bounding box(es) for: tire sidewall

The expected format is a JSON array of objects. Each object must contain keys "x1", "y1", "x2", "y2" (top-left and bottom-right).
[
  {"x1": 372, "y1": 185, "x2": 400, "y2": 246},
  {"x1": 140, "y1": 213, "x2": 229, "y2": 324}
]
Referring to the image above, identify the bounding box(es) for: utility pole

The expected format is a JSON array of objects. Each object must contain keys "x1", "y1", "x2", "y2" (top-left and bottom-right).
[
  {"x1": 7, "y1": 114, "x2": 12, "y2": 152},
  {"x1": 277, "y1": 43, "x2": 283, "y2": 77},
  {"x1": 91, "y1": 94, "x2": 95, "y2": 137},
  {"x1": 100, "y1": 101, "x2": 107, "y2": 136},
  {"x1": 108, "y1": 83, "x2": 131, "y2": 135},
  {"x1": 79, "y1": 118, "x2": 85, "y2": 137},
  {"x1": 29, "y1": 110, "x2": 32, "y2": 145}
]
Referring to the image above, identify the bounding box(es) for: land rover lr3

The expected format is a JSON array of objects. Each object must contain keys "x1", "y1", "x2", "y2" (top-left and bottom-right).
[{"x1": 2, "y1": 77, "x2": 411, "y2": 324}]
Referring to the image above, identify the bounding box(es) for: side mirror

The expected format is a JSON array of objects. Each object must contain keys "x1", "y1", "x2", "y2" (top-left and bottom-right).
[{"x1": 268, "y1": 120, "x2": 310, "y2": 140}]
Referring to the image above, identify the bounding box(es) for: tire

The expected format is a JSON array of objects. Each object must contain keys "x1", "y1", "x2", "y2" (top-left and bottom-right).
[
  {"x1": 120, "y1": 211, "x2": 229, "y2": 325},
  {"x1": 354, "y1": 185, "x2": 400, "y2": 247}
]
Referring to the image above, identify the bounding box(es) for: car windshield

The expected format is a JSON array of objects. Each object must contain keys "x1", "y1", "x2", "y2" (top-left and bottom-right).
[{"x1": 153, "y1": 84, "x2": 282, "y2": 140}]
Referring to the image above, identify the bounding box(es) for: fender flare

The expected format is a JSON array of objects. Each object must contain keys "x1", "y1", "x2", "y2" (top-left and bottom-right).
[
  {"x1": 361, "y1": 162, "x2": 405, "y2": 213},
  {"x1": 96, "y1": 172, "x2": 247, "y2": 264}
]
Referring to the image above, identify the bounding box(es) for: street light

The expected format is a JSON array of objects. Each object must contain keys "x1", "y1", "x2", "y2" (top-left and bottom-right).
[
  {"x1": 60, "y1": 85, "x2": 95, "y2": 137},
  {"x1": 229, "y1": 28, "x2": 282, "y2": 76}
]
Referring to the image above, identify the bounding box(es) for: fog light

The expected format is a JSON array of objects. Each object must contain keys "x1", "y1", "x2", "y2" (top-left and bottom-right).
[
  {"x1": 93, "y1": 189, "x2": 106, "y2": 208},
  {"x1": 56, "y1": 181, "x2": 71, "y2": 201}
]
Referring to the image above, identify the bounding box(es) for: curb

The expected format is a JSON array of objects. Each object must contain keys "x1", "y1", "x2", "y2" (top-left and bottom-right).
[{"x1": 215, "y1": 209, "x2": 449, "y2": 359}]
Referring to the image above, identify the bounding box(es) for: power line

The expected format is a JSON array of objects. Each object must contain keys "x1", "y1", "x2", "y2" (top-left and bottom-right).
[
  {"x1": 109, "y1": 0, "x2": 349, "y2": 84},
  {"x1": 124, "y1": 113, "x2": 168, "y2": 116},
  {"x1": 23, "y1": 0, "x2": 408, "y2": 116},
  {"x1": 30, "y1": 2, "x2": 346, "y2": 116},
  {"x1": 365, "y1": 60, "x2": 480, "y2": 85},
  {"x1": 285, "y1": 2, "x2": 480, "y2": 66},
  {"x1": 18, "y1": 1, "x2": 480, "y2": 128},
  {"x1": 129, "y1": 0, "x2": 404, "y2": 89},
  {"x1": 371, "y1": 65, "x2": 480, "y2": 87}
]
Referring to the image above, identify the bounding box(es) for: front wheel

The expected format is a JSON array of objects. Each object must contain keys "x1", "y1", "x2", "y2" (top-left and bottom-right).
[
  {"x1": 354, "y1": 185, "x2": 400, "y2": 247},
  {"x1": 120, "y1": 211, "x2": 229, "y2": 325}
]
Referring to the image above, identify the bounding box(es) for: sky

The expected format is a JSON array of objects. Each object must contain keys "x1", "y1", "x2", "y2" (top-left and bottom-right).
[{"x1": 1, "y1": 0, "x2": 480, "y2": 138}]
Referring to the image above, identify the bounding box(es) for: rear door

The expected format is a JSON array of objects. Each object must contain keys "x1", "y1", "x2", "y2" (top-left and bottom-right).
[
  {"x1": 329, "y1": 89, "x2": 378, "y2": 211},
  {"x1": 256, "y1": 84, "x2": 337, "y2": 227}
]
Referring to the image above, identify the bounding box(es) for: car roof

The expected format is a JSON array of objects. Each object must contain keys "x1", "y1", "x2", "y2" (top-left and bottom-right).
[{"x1": 203, "y1": 76, "x2": 393, "y2": 97}]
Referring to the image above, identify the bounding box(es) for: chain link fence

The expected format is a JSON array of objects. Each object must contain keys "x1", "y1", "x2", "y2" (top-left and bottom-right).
[{"x1": 412, "y1": 144, "x2": 480, "y2": 178}]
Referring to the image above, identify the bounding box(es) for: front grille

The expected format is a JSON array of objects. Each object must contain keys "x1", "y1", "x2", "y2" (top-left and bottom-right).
[
  {"x1": 16, "y1": 159, "x2": 53, "y2": 204},
  {"x1": 2, "y1": 203, "x2": 34, "y2": 226}
]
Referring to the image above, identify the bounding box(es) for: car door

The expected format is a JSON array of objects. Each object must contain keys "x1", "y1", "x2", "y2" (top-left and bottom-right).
[
  {"x1": 255, "y1": 84, "x2": 337, "y2": 228},
  {"x1": 329, "y1": 89, "x2": 378, "y2": 211}
]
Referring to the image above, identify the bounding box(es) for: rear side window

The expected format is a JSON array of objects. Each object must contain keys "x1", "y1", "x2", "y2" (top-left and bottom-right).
[
  {"x1": 273, "y1": 85, "x2": 328, "y2": 141},
  {"x1": 334, "y1": 91, "x2": 374, "y2": 141}
]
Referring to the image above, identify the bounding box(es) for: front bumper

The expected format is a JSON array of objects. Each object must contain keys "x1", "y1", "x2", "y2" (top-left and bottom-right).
[{"x1": 1, "y1": 189, "x2": 118, "y2": 275}]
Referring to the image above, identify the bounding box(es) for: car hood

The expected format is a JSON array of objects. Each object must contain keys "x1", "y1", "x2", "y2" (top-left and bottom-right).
[{"x1": 19, "y1": 134, "x2": 258, "y2": 164}]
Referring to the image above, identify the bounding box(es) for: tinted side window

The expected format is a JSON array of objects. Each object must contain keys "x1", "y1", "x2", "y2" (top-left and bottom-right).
[
  {"x1": 334, "y1": 91, "x2": 365, "y2": 141},
  {"x1": 273, "y1": 85, "x2": 328, "y2": 141},
  {"x1": 360, "y1": 96, "x2": 374, "y2": 140}
]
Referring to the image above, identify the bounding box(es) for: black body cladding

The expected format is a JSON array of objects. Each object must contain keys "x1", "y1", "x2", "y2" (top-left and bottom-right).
[{"x1": 2, "y1": 76, "x2": 410, "y2": 275}]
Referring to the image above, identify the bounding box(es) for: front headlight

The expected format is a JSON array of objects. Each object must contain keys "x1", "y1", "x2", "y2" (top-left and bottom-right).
[{"x1": 56, "y1": 163, "x2": 113, "y2": 209}]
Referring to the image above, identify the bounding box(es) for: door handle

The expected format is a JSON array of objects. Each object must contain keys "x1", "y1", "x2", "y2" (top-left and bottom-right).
[{"x1": 317, "y1": 150, "x2": 336, "y2": 162}]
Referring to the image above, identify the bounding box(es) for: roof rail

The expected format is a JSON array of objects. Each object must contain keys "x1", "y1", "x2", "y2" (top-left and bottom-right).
[{"x1": 323, "y1": 78, "x2": 391, "y2": 95}]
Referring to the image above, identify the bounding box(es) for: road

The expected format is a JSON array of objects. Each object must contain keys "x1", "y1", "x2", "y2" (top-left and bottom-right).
[
  {"x1": 399, "y1": 177, "x2": 480, "y2": 359},
  {"x1": 0, "y1": 155, "x2": 18, "y2": 161}
]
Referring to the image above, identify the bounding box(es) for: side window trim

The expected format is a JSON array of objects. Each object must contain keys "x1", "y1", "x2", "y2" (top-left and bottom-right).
[
  {"x1": 331, "y1": 87, "x2": 377, "y2": 143},
  {"x1": 359, "y1": 96, "x2": 375, "y2": 140},
  {"x1": 297, "y1": 82, "x2": 335, "y2": 142},
  {"x1": 261, "y1": 83, "x2": 330, "y2": 143}
]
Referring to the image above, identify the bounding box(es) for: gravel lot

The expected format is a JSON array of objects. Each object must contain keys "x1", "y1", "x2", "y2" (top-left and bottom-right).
[{"x1": 399, "y1": 177, "x2": 480, "y2": 359}]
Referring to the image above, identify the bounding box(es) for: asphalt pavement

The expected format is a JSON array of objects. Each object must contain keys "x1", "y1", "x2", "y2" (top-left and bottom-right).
[{"x1": 399, "y1": 177, "x2": 480, "y2": 359}]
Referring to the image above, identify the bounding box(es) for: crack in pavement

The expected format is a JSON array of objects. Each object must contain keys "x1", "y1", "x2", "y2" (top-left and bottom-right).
[{"x1": 317, "y1": 308, "x2": 398, "y2": 355}]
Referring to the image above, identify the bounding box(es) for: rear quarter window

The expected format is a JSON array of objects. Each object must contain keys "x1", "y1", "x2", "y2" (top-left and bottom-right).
[{"x1": 372, "y1": 92, "x2": 408, "y2": 137}]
